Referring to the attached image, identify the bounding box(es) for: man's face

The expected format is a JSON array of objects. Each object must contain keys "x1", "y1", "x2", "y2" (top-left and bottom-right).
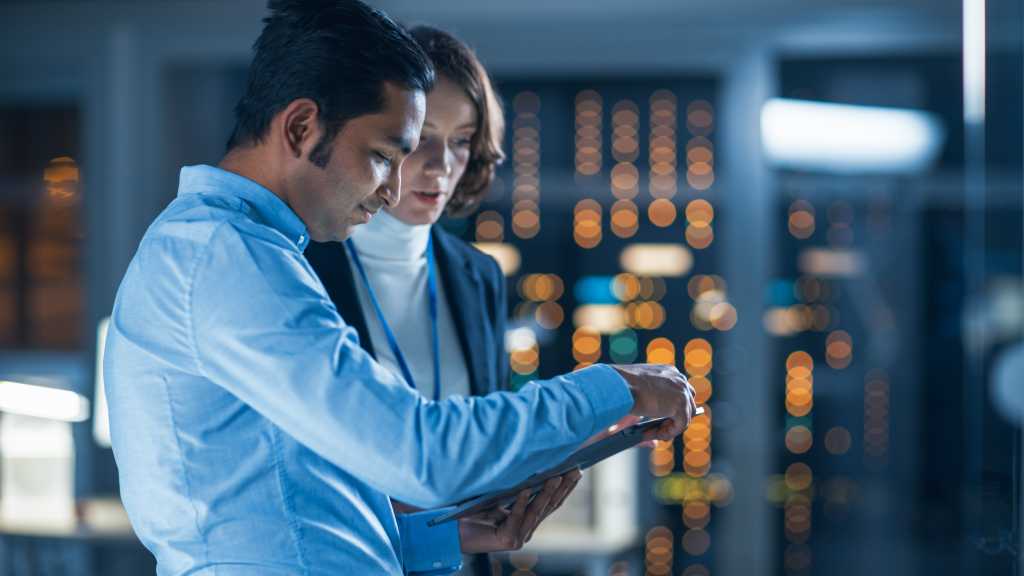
[{"x1": 291, "y1": 82, "x2": 426, "y2": 242}]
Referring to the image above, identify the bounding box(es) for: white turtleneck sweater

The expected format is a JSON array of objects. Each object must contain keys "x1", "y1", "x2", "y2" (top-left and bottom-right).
[{"x1": 347, "y1": 211, "x2": 472, "y2": 402}]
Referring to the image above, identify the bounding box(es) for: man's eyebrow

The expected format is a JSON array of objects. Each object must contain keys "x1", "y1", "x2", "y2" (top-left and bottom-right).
[{"x1": 387, "y1": 135, "x2": 415, "y2": 155}]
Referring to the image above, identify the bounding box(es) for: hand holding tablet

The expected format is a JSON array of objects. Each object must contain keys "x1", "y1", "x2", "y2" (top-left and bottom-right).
[{"x1": 428, "y1": 407, "x2": 703, "y2": 526}]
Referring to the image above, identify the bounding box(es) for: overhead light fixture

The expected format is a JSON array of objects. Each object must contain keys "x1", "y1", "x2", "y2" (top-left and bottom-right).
[{"x1": 761, "y1": 98, "x2": 945, "y2": 174}]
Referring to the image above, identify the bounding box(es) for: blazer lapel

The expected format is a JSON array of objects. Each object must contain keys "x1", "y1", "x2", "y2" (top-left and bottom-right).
[
  {"x1": 432, "y1": 229, "x2": 492, "y2": 396},
  {"x1": 304, "y1": 241, "x2": 377, "y2": 359}
]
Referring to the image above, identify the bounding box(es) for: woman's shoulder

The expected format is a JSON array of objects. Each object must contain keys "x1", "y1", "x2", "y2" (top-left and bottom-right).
[{"x1": 432, "y1": 225, "x2": 503, "y2": 279}]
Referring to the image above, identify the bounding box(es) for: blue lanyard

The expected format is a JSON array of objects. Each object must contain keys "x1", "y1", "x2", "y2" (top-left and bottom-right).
[{"x1": 345, "y1": 235, "x2": 441, "y2": 402}]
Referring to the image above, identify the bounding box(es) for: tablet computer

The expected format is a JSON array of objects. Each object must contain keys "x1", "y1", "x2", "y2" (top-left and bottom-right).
[{"x1": 427, "y1": 411, "x2": 701, "y2": 526}]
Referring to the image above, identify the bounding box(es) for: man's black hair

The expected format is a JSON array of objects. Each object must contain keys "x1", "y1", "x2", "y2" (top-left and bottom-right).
[{"x1": 226, "y1": 0, "x2": 435, "y2": 167}]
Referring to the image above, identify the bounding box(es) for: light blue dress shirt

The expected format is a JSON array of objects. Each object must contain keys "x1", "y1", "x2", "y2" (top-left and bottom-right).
[{"x1": 103, "y1": 165, "x2": 634, "y2": 575}]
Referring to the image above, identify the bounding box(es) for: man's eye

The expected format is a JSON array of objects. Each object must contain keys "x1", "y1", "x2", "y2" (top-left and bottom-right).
[{"x1": 374, "y1": 151, "x2": 393, "y2": 166}]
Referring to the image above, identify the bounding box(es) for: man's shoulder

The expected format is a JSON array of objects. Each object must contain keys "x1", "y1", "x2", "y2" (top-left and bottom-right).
[{"x1": 147, "y1": 194, "x2": 290, "y2": 253}]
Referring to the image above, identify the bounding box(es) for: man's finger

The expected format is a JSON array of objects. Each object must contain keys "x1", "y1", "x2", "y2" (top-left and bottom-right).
[
  {"x1": 502, "y1": 488, "x2": 532, "y2": 532},
  {"x1": 546, "y1": 469, "x2": 582, "y2": 517},
  {"x1": 523, "y1": 478, "x2": 561, "y2": 542}
]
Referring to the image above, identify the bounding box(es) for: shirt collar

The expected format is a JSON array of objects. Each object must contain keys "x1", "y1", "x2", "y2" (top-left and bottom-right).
[{"x1": 177, "y1": 164, "x2": 310, "y2": 251}]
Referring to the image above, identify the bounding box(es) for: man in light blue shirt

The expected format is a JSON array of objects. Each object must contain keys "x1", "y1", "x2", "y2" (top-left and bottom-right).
[{"x1": 103, "y1": 2, "x2": 696, "y2": 574}]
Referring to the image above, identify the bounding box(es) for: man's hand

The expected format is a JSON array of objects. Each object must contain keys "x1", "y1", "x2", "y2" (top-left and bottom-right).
[
  {"x1": 613, "y1": 364, "x2": 697, "y2": 442},
  {"x1": 458, "y1": 469, "x2": 582, "y2": 554}
]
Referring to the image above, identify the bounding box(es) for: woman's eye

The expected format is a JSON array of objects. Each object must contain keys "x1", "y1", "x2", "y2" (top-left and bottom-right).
[
  {"x1": 453, "y1": 137, "x2": 472, "y2": 149},
  {"x1": 374, "y1": 151, "x2": 393, "y2": 166}
]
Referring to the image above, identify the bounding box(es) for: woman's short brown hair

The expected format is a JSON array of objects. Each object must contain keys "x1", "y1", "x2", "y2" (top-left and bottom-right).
[{"x1": 409, "y1": 26, "x2": 505, "y2": 217}]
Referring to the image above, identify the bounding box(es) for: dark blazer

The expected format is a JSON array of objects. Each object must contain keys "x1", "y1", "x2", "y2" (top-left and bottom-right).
[
  {"x1": 303, "y1": 225, "x2": 509, "y2": 397},
  {"x1": 304, "y1": 227, "x2": 508, "y2": 576}
]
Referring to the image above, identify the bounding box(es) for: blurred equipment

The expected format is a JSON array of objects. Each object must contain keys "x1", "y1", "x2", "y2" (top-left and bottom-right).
[
  {"x1": 0, "y1": 380, "x2": 88, "y2": 531},
  {"x1": 992, "y1": 342, "x2": 1024, "y2": 424}
]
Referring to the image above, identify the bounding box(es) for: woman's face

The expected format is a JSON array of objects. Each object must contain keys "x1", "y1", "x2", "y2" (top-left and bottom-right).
[{"x1": 387, "y1": 75, "x2": 478, "y2": 226}]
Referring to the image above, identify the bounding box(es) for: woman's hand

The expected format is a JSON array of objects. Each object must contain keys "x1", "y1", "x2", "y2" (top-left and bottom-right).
[{"x1": 458, "y1": 469, "x2": 582, "y2": 554}]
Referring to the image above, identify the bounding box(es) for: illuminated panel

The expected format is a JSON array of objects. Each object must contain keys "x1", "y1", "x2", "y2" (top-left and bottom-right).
[
  {"x1": 682, "y1": 339, "x2": 712, "y2": 477},
  {"x1": 620, "y1": 243, "x2": 693, "y2": 277},
  {"x1": 648, "y1": 198, "x2": 677, "y2": 228},
  {"x1": 608, "y1": 329, "x2": 639, "y2": 363},
  {"x1": 682, "y1": 337, "x2": 714, "y2": 565},
  {"x1": 689, "y1": 274, "x2": 736, "y2": 332},
  {"x1": 43, "y1": 156, "x2": 79, "y2": 205},
  {"x1": 507, "y1": 327, "x2": 539, "y2": 376},
  {"x1": 573, "y1": 275, "x2": 617, "y2": 304},
  {"x1": 519, "y1": 273, "x2": 565, "y2": 302},
  {"x1": 788, "y1": 200, "x2": 815, "y2": 240},
  {"x1": 649, "y1": 90, "x2": 678, "y2": 200},
  {"x1": 625, "y1": 301, "x2": 666, "y2": 330},
  {"x1": 511, "y1": 92, "x2": 541, "y2": 239},
  {"x1": 517, "y1": 273, "x2": 566, "y2": 331},
  {"x1": 645, "y1": 526, "x2": 673, "y2": 575},
  {"x1": 572, "y1": 326, "x2": 601, "y2": 368},
  {"x1": 611, "y1": 100, "x2": 640, "y2": 201},
  {"x1": 575, "y1": 90, "x2": 602, "y2": 176},
  {"x1": 574, "y1": 199, "x2": 602, "y2": 249},
  {"x1": 573, "y1": 304, "x2": 626, "y2": 334},
  {"x1": 474, "y1": 210, "x2": 504, "y2": 243},
  {"x1": 825, "y1": 330, "x2": 853, "y2": 369},
  {"x1": 686, "y1": 100, "x2": 715, "y2": 191},
  {"x1": 685, "y1": 197, "x2": 715, "y2": 250},
  {"x1": 864, "y1": 370, "x2": 889, "y2": 463},
  {"x1": 798, "y1": 248, "x2": 866, "y2": 277},
  {"x1": 784, "y1": 351, "x2": 814, "y2": 573},
  {"x1": 611, "y1": 199, "x2": 639, "y2": 238}
]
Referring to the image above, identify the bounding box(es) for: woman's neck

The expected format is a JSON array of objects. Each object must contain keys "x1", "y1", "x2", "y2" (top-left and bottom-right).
[{"x1": 348, "y1": 210, "x2": 431, "y2": 262}]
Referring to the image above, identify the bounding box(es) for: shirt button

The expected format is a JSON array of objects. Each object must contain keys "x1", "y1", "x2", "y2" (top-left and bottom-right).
[{"x1": 298, "y1": 234, "x2": 305, "y2": 243}]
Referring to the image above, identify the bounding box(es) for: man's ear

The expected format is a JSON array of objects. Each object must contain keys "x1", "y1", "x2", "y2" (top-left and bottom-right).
[{"x1": 277, "y1": 98, "x2": 322, "y2": 160}]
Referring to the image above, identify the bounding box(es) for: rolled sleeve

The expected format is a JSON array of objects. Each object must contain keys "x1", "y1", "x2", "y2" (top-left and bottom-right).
[{"x1": 572, "y1": 364, "x2": 635, "y2": 437}]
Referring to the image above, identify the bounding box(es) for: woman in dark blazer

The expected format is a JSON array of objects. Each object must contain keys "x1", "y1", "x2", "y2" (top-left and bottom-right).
[{"x1": 305, "y1": 26, "x2": 579, "y2": 574}]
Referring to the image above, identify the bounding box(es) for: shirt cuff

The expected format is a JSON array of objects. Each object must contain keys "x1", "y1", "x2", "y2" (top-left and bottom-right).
[
  {"x1": 398, "y1": 508, "x2": 463, "y2": 575},
  {"x1": 566, "y1": 364, "x2": 635, "y2": 437}
]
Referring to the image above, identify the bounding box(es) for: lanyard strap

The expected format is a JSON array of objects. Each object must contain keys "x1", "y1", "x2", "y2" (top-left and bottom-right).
[{"x1": 346, "y1": 235, "x2": 441, "y2": 402}]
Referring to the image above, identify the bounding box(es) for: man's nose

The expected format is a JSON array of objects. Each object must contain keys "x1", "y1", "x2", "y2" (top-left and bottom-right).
[{"x1": 379, "y1": 167, "x2": 401, "y2": 208}]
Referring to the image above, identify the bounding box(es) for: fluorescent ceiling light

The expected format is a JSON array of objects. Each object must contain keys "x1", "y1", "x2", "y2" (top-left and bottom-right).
[
  {"x1": 0, "y1": 380, "x2": 90, "y2": 423},
  {"x1": 761, "y1": 98, "x2": 945, "y2": 174}
]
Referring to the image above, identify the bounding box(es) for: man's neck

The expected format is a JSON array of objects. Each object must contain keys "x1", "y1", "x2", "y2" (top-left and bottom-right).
[{"x1": 218, "y1": 148, "x2": 289, "y2": 208}]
